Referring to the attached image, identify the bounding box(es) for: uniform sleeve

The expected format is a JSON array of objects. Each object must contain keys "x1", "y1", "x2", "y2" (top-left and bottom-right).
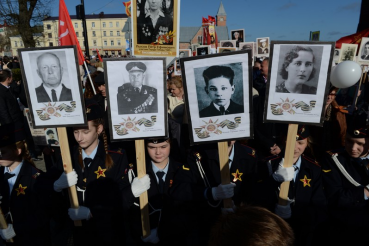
[{"x1": 0, "y1": 95, "x2": 13, "y2": 125}]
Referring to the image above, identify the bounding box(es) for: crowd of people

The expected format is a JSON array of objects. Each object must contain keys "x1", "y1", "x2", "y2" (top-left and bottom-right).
[{"x1": 0, "y1": 52, "x2": 369, "y2": 246}]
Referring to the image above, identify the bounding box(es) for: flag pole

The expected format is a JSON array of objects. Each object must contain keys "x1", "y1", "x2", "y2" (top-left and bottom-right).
[{"x1": 83, "y1": 61, "x2": 96, "y2": 95}]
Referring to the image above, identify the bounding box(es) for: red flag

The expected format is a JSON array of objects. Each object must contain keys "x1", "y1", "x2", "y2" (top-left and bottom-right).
[
  {"x1": 336, "y1": 28, "x2": 369, "y2": 49},
  {"x1": 123, "y1": 1, "x2": 131, "y2": 17},
  {"x1": 202, "y1": 17, "x2": 209, "y2": 26},
  {"x1": 58, "y1": 0, "x2": 84, "y2": 65},
  {"x1": 208, "y1": 16, "x2": 216, "y2": 25},
  {"x1": 96, "y1": 49, "x2": 103, "y2": 62}
]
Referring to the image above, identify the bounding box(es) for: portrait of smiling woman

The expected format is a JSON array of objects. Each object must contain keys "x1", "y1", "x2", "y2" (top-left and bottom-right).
[{"x1": 276, "y1": 46, "x2": 317, "y2": 95}]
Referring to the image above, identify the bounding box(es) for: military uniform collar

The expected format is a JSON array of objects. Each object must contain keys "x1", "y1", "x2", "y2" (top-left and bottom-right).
[{"x1": 145, "y1": 9, "x2": 165, "y2": 19}]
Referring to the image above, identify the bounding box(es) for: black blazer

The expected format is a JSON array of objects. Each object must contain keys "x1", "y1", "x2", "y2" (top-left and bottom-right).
[
  {"x1": 199, "y1": 99, "x2": 244, "y2": 118},
  {"x1": 35, "y1": 84, "x2": 73, "y2": 103}
]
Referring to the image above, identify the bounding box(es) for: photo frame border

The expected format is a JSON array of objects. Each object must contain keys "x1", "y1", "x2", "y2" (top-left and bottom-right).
[
  {"x1": 338, "y1": 43, "x2": 358, "y2": 63},
  {"x1": 18, "y1": 45, "x2": 87, "y2": 129},
  {"x1": 180, "y1": 50, "x2": 254, "y2": 145},
  {"x1": 263, "y1": 40, "x2": 335, "y2": 126},
  {"x1": 196, "y1": 45, "x2": 211, "y2": 56},
  {"x1": 104, "y1": 57, "x2": 168, "y2": 141},
  {"x1": 357, "y1": 37, "x2": 369, "y2": 64},
  {"x1": 179, "y1": 49, "x2": 192, "y2": 58},
  {"x1": 230, "y1": 29, "x2": 245, "y2": 43},
  {"x1": 256, "y1": 37, "x2": 270, "y2": 56}
]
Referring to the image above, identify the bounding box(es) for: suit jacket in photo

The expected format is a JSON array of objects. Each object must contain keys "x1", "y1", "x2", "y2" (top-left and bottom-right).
[
  {"x1": 199, "y1": 99, "x2": 244, "y2": 118},
  {"x1": 117, "y1": 83, "x2": 158, "y2": 114},
  {"x1": 35, "y1": 84, "x2": 73, "y2": 103},
  {"x1": 361, "y1": 54, "x2": 369, "y2": 60}
]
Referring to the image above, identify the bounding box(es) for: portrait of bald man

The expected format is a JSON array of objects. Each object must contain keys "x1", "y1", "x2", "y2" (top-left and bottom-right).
[{"x1": 35, "y1": 52, "x2": 73, "y2": 103}]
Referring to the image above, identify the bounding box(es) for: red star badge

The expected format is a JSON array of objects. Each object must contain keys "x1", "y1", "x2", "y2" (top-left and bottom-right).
[
  {"x1": 94, "y1": 166, "x2": 107, "y2": 179},
  {"x1": 15, "y1": 184, "x2": 27, "y2": 196},
  {"x1": 231, "y1": 169, "x2": 243, "y2": 182},
  {"x1": 300, "y1": 175, "x2": 311, "y2": 187}
]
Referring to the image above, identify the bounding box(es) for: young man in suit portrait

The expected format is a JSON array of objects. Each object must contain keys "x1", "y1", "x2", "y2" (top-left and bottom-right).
[
  {"x1": 199, "y1": 65, "x2": 244, "y2": 118},
  {"x1": 361, "y1": 41, "x2": 369, "y2": 60},
  {"x1": 35, "y1": 52, "x2": 73, "y2": 103}
]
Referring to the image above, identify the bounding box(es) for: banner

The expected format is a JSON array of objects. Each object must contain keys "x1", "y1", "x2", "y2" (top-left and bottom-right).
[
  {"x1": 58, "y1": 0, "x2": 84, "y2": 65},
  {"x1": 335, "y1": 28, "x2": 369, "y2": 49},
  {"x1": 123, "y1": 1, "x2": 132, "y2": 17}
]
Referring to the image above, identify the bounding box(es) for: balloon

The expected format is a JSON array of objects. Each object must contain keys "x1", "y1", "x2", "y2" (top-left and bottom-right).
[{"x1": 330, "y1": 61, "x2": 362, "y2": 88}]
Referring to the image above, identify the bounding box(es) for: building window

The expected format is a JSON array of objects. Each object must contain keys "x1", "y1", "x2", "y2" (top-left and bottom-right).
[
  {"x1": 20, "y1": 41, "x2": 23, "y2": 47},
  {"x1": 76, "y1": 32, "x2": 79, "y2": 37},
  {"x1": 117, "y1": 40, "x2": 121, "y2": 46},
  {"x1": 92, "y1": 22, "x2": 95, "y2": 27},
  {"x1": 103, "y1": 31, "x2": 106, "y2": 37},
  {"x1": 197, "y1": 35, "x2": 202, "y2": 44},
  {"x1": 109, "y1": 22, "x2": 113, "y2": 27},
  {"x1": 93, "y1": 40, "x2": 97, "y2": 46},
  {"x1": 116, "y1": 22, "x2": 119, "y2": 27},
  {"x1": 117, "y1": 31, "x2": 120, "y2": 36},
  {"x1": 92, "y1": 31, "x2": 96, "y2": 37},
  {"x1": 47, "y1": 24, "x2": 51, "y2": 30},
  {"x1": 111, "y1": 40, "x2": 114, "y2": 46},
  {"x1": 48, "y1": 33, "x2": 52, "y2": 38},
  {"x1": 104, "y1": 40, "x2": 107, "y2": 46},
  {"x1": 49, "y1": 42, "x2": 53, "y2": 46},
  {"x1": 102, "y1": 22, "x2": 106, "y2": 27},
  {"x1": 110, "y1": 31, "x2": 113, "y2": 36},
  {"x1": 75, "y1": 23, "x2": 78, "y2": 28},
  {"x1": 37, "y1": 41, "x2": 40, "y2": 46},
  {"x1": 14, "y1": 41, "x2": 18, "y2": 47}
]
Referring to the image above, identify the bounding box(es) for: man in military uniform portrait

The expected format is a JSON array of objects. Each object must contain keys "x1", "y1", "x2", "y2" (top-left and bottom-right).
[
  {"x1": 136, "y1": 0, "x2": 174, "y2": 44},
  {"x1": 117, "y1": 62, "x2": 158, "y2": 114}
]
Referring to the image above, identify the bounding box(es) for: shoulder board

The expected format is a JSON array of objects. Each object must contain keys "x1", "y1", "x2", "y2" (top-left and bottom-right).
[
  {"x1": 31, "y1": 166, "x2": 41, "y2": 179},
  {"x1": 108, "y1": 148, "x2": 124, "y2": 155},
  {"x1": 326, "y1": 147, "x2": 345, "y2": 156},
  {"x1": 302, "y1": 155, "x2": 320, "y2": 167},
  {"x1": 240, "y1": 144, "x2": 256, "y2": 158},
  {"x1": 262, "y1": 155, "x2": 281, "y2": 162}
]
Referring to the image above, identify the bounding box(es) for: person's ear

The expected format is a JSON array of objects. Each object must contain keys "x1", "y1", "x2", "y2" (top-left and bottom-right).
[
  {"x1": 97, "y1": 124, "x2": 104, "y2": 135},
  {"x1": 231, "y1": 85, "x2": 235, "y2": 91},
  {"x1": 17, "y1": 148, "x2": 22, "y2": 156}
]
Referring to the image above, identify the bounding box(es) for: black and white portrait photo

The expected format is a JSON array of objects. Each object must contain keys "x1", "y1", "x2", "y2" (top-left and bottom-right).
[
  {"x1": 358, "y1": 37, "x2": 369, "y2": 63},
  {"x1": 338, "y1": 43, "x2": 358, "y2": 63},
  {"x1": 275, "y1": 45, "x2": 323, "y2": 95},
  {"x1": 105, "y1": 58, "x2": 167, "y2": 141},
  {"x1": 46, "y1": 128, "x2": 60, "y2": 146},
  {"x1": 197, "y1": 46, "x2": 210, "y2": 56},
  {"x1": 180, "y1": 51, "x2": 253, "y2": 144},
  {"x1": 264, "y1": 41, "x2": 335, "y2": 125},
  {"x1": 256, "y1": 37, "x2": 270, "y2": 56},
  {"x1": 231, "y1": 29, "x2": 245, "y2": 47},
  {"x1": 239, "y1": 42, "x2": 255, "y2": 58},
  {"x1": 220, "y1": 40, "x2": 236, "y2": 48},
  {"x1": 179, "y1": 49, "x2": 191, "y2": 58},
  {"x1": 19, "y1": 46, "x2": 86, "y2": 128},
  {"x1": 217, "y1": 47, "x2": 237, "y2": 54},
  {"x1": 333, "y1": 49, "x2": 340, "y2": 63}
]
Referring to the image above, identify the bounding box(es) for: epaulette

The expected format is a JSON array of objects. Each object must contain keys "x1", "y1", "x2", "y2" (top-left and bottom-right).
[
  {"x1": 262, "y1": 155, "x2": 281, "y2": 162},
  {"x1": 31, "y1": 166, "x2": 41, "y2": 179},
  {"x1": 240, "y1": 144, "x2": 256, "y2": 158},
  {"x1": 302, "y1": 154, "x2": 320, "y2": 167},
  {"x1": 108, "y1": 148, "x2": 124, "y2": 155}
]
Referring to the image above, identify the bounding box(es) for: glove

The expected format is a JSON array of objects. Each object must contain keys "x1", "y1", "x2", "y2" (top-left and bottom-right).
[
  {"x1": 221, "y1": 200, "x2": 236, "y2": 215},
  {"x1": 211, "y1": 183, "x2": 236, "y2": 201},
  {"x1": 131, "y1": 174, "x2": 151, "y2": 197},
  {"x1": 275, "y1": 199, "x2": 294, "y2": 219},
  {"x1": 141, "y1": 227, "x2": 160, "y2": 244},
  {"x1": 54, "y1": 170, "x2": 78, "y2": 192},
  {"x1": 68, "y1": 206, "x2": 92, "y2": 221},
  {"x1": 0, "y1": 224, "x2": 16, "y2": 240},
  {"x1": 272, "y1": 158, "x2": 294, "y2": 182}
]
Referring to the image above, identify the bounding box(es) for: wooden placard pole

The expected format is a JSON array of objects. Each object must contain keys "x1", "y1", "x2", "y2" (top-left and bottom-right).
[
  {"x1": 278, "y1": 124, "x2": 298, "y2": 206},
  {"x1": 0, "y1": 207, "x2": 14, "y2": 243},
  {"x1": 57, "y1": 127, "x2": 82, "y2": 226},
  {"x1": 218, "y1": 141, "x2": 233, "y2": 208},
  {"x1": 135, "y1": 139, "x2": 151, "y2": 238}
]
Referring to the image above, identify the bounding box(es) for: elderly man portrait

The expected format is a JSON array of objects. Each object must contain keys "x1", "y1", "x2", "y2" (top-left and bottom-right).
[
  {"x1": 35, "y1": 52, "x2": 73, "y2": 103},
  {"x1": 136, "y1": 0, "x2": 173, "y2": 44},
  {"x1": 199, "y1": 65, "x2": 243, "y2": 118},
  {"x1": 361, "y1": 41, "x2": 369, "y2": 60},
  {"x1": 117, "y1": 62, "x2": 158, "y2": 114}
]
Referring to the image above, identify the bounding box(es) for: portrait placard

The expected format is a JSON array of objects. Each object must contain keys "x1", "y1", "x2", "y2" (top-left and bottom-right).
[
  {"x1": 180, "y1": 50, "x2": 253, "y2": 144},
  {"x1": 230, "y1": 29, "x2": 245, "y2": 47},
  {"x1": 217, "y1": 47, "x2": 237, "y2": 53},
  {"x1": 131, "y1": 0, "x2": 180, "y2": 57},
  {"x1": 338, "y1": 43, "x2": 358, "y2": 63},
  {"x1": 179, "y1": 49, "x2": 192, "y2": 58},
  {"x1": 105, "y1": 58, "x2": 167, "y2": 141},
  {"x1": 196, "y1": 45, "x2": 210, "y2": 56},
  {"x1": 256, "y1": 37, "x2": 270, "y2": 56},
  {"x1": 220, "y1": 40, "x2": 237, "y2": 48},
  {"x1": 264, "y1": 41, "x2": 335, "y2": 126},
  {"x1": 357, "y1": 37, "x2": 369, "y2": 63},
  {"x1": 19, "y1": 46, "x2": 87, "y2": 129},
  {"x1": 333, "y1": 49, "x2": 340, "y2": 63}
]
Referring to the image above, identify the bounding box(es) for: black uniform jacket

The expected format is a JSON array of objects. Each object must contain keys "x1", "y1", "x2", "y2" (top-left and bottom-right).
[
  {"x1": 137, "y1": 13, "x2": 173, "y2": 44},
  {"x1": 72, "y1": 141, "x2": 129, "y2": 245},
  {"x1": 322, "y1": 149, "x2": 369, "y2": 227},
  {"x1": 0, "y1": 83, "x2": 23, "y2": 125},
  {"x1": 0, "y1": 162, "x2": 50, "y2": 246},
  {"x1": 199, "y1": 100, "x2": 244, "y2": 118},
  {"x1": 35, "y1": 84, "x2": 73, "y2": 103},
  {"x1": 121, "y1": 159, "x2": 182, "y2": 238}
]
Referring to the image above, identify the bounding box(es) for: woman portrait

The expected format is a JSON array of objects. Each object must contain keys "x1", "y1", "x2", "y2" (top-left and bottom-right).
[{"x1": 276, "y1": 46, "x2": 318, "y2": 95}]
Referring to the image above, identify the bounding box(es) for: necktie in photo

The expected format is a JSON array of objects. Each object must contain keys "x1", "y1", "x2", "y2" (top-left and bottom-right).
[
  {"x1": 156, "y1": 171, "x2": 165, "y2": 194},
  {"x1": 4, "y1": 173, "x2": 15, "y2": 180},
  {"x1": 219, "y1": 106, "x2": 225, "y2": 115},
  {"x1": 51, "y1": 89, "x2": 57, "y2": 102}
]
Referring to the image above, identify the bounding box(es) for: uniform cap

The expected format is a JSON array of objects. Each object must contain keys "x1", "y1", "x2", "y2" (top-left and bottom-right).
[
  {"x1": 347, "y1": 113, "x2": 369, "y2": 138},
  {"x1": 146, "y1": 137, "x2": 170, "y2": 144},
  {"x1": 296, "y1": 125, "x2": 310, "y2": 140},
  {"x1": 85, "y1": 98, "x2": 104, "y2": 121},
  {"x1": 0, "y1": 122, "x2": 26, "y2": 148},
  {"x1": 126, "y1": 62, "x2": 146, "y2": 73},
  {"x1": 94, "y1": 72, "x2": 105, "y2": 85}
]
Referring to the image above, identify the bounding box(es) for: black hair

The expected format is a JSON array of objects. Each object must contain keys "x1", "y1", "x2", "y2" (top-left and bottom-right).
[
  {"x1": 0, "y1": 69, "x2": 12, "y2": 83},
  {"x1": 203, "y1": 66, "x2": 235, "y2": 87}
]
